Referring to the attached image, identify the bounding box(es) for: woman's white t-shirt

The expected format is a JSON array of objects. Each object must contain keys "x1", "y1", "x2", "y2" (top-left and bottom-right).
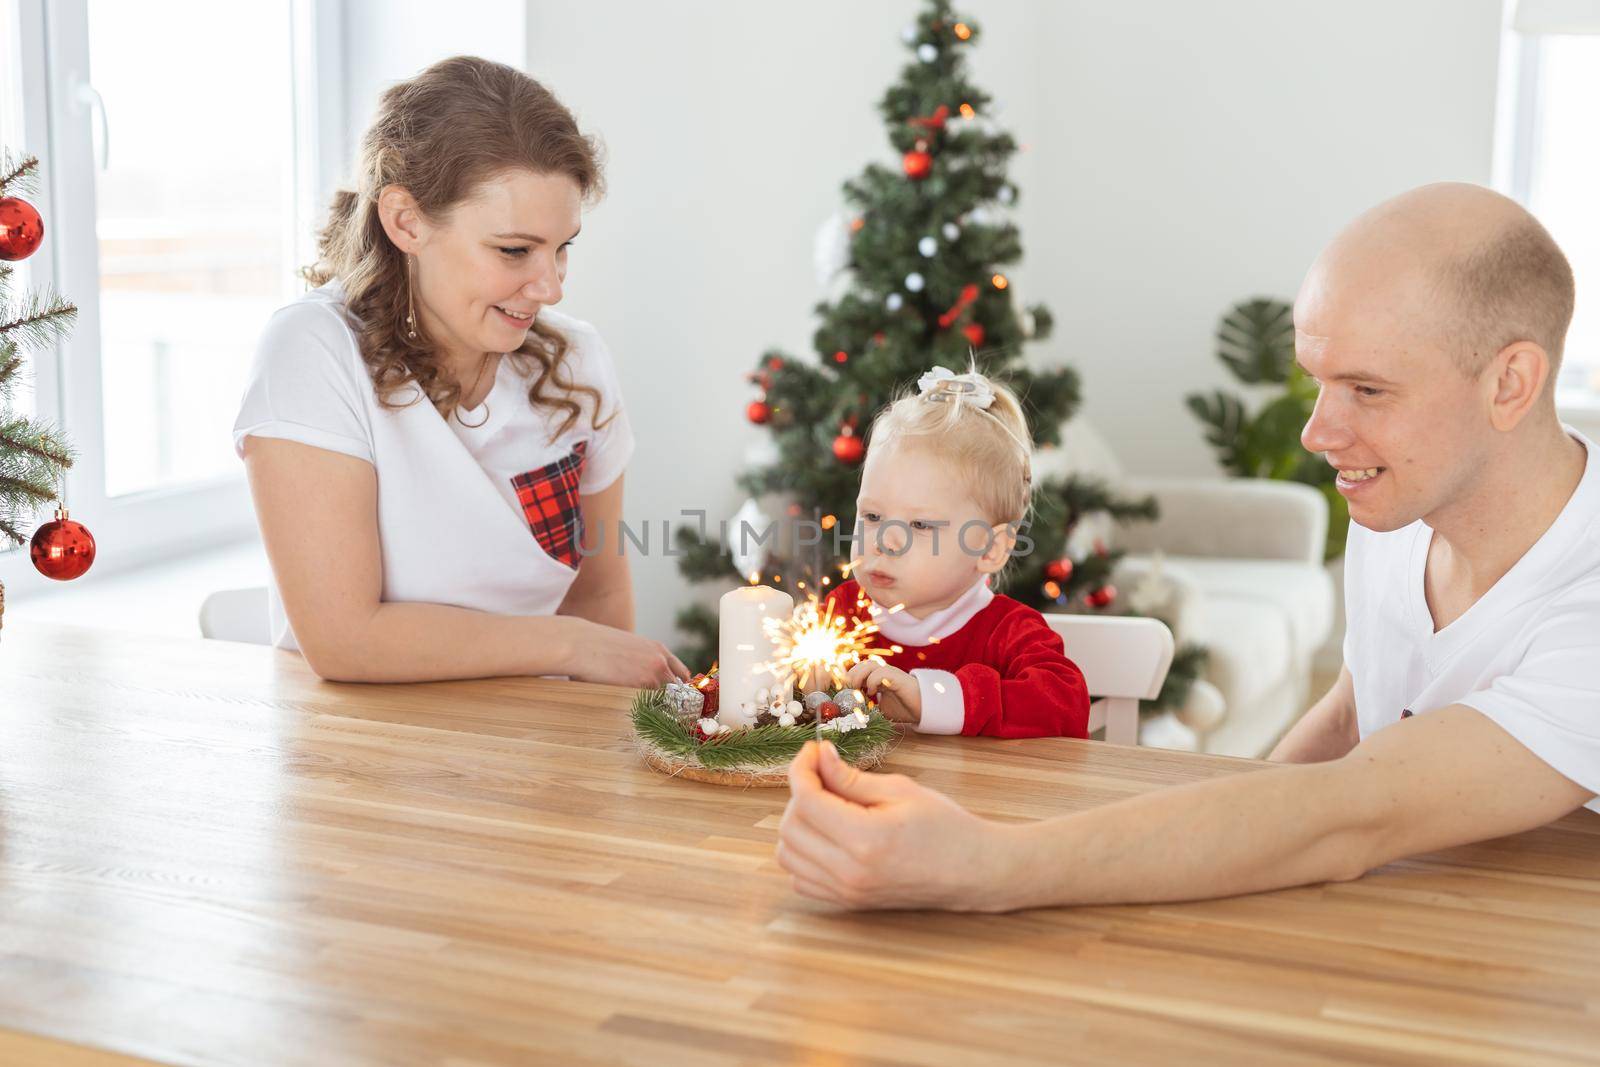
[
  {"x1": 232, "y1": 281, "x2": 635, "y2": 650},
  {"x1": 1344, "y1": 428, "x2": 1600, "y2": 813}
]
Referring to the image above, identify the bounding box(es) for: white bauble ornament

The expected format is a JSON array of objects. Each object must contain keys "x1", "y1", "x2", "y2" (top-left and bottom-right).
[
  {"x1": 885, "y1": 292, "x2": 904, "y2": 311},
  {"x1": 904, "y1": 272, "x2": 925, "y2": 293},
  {"x1": 812, "y1": 210, "x2": 853, "y2": 289},
  {"x1": 901, "y1": 24, "x2": 917, "y2": 43},
  {"x1": 917, "y1": 236, "x2": 937, "y2": 257},
  {"x1": 779, "y1": 713, "x2": 796, "y2": 727},
  {"x1": 941, "y1": 221, "x2": 960, "y2": 241},
  {"x1": 996, "y1": 184, "x2": 1016, "y2": 205},
  {"x1": 917, "y1": 43, "x2": 937, "y2": 62}
]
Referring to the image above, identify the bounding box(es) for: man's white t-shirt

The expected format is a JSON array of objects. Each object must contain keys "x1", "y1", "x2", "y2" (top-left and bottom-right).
[
  {"x1": 232, "y1": 281, "x2": 635, "y2": 650},
  {"x1": 1344, "y1": 427, "x2": 1600, "y2": 812}
]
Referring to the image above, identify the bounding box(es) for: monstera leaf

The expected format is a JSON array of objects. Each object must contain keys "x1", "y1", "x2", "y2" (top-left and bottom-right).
[
  {"x1": 1185, "y1": 390, "x2": 1249, "y2": 476},
  {"x1": 1216, "y1": 297, "x2": 1295, "y2": 385},
  {"x1": 1188, "y1": 299, "x2": 1350, "y2": 560}
]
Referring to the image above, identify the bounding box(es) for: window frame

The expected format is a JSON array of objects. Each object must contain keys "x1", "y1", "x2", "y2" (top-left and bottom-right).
[{"x1": 1492, "y1": 5, "x2": 1600, "y2": 438}]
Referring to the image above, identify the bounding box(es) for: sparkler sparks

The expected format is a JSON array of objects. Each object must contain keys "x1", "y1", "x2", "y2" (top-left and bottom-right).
[{"x1": 758, "y1": 582, "x2": 903, "y2": 693}]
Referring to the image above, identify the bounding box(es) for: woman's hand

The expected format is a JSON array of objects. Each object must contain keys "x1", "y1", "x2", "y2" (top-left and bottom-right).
[{"x1": 563, "y1": 617, "x2": 690, "y2": 688}]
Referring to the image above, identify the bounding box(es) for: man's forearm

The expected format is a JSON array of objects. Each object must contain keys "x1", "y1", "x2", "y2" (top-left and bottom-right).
[{"x1": 997, "y1": 759, "x2": 1383, "y2": 910}]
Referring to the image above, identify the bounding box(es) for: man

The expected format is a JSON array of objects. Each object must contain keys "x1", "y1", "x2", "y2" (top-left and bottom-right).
[{"x1": 777, "y1": 183, "x2": 1600, "y2": 911}]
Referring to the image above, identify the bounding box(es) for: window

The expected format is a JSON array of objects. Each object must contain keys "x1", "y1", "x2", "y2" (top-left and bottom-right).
[
  {"x1": 1496, "y1": 1, "x2": 1600, "y2": 404},
  {"x1": 87, "y1": 0, "x2": 303, "y2": 496},
  {"x1": 0, "y1": 0, "x2": 325, "y2": 587}
]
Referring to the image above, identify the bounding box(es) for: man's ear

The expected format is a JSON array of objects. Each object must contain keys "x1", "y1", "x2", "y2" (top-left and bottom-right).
[
  {"x1": 974, "y1": 522, "x2": 1015, "y2": 576},
  {"x1": 376, "y1": 185, "x2": 428, "y2": 254},
  {"x1": 1486, "y1": 339, "x2": 1553, "y2": 432}
]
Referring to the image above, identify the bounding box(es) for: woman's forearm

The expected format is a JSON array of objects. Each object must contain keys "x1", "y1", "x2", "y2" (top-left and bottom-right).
[
  {"x1": 996, "y1": 759, "x2": 1381, "y2": 910},
  {"x1": 300, "y1": 602, "x2": 579, "y2": 683},
  {"x1": 559, "y1": 582, "x2": 634, "y2": 631}
]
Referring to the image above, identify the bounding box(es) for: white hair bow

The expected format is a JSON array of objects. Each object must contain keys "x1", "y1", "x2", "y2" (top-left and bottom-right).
[{"x1": 917, "y1": 365, "x2": 995, "y2": 410}]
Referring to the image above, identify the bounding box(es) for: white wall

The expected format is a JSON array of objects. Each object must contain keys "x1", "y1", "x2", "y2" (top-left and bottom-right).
[{"x1": 525, "y1": 0, "x2": 1503, "y2": 647}]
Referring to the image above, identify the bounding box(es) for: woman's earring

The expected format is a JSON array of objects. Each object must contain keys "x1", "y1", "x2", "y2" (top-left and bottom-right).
[{"x1": 405, "y1": 255, "x2": 419, "y2": 340}]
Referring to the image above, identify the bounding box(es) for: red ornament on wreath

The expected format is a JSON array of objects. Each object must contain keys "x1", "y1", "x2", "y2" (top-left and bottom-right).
[
  {"x1": 0, "y1": 196, "x2": 45, "y2": 261},
  {"x1": 961, "y1": 322, "x2": 986, "y2": 347},
  {"x1": 902, "y1": 148, "x2": 933, "y2": 181},
  {"x1": 1044, "y1": 557, "x2": 1074, "y2": 583},
  {"x1": 1086, "y1": 584, "x2": 1117, "y2": 609},
  {"x1": 30, "y1": 506, "x2": 96, "y2": 581},
  {"x1": 832, "y1": 429, "x2": 865, "y2": 466},
  {"x1": 746, "y1": 399, "x2": 771, "y2": 425},
  {"x1": 691, "y1": 673, "x2": 719, "y2": 716}
]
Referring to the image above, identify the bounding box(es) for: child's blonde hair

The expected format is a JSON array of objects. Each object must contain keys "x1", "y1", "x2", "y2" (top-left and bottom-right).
[{"x1": 866, "y1": 366, "x2": 1033, "y2": 526}]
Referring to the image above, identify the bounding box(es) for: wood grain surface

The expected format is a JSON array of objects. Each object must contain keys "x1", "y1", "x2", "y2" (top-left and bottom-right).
[{"x1": 1, "y1": 623, "x2": 1597, "y2": 1066}]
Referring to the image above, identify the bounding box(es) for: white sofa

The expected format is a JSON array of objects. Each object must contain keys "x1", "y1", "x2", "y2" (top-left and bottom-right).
[
  {"x1": 1036, "y1": 425, "x2": 1334, "y2": 758},
  {"x1": 1117, "y1": 478, "x2": 1333, "y2": 757}
]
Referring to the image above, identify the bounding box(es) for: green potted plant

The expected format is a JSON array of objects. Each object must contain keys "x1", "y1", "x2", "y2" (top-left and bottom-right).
[{"x1": 1187, "y1": 297, "x2": 1348, "y2": 560}]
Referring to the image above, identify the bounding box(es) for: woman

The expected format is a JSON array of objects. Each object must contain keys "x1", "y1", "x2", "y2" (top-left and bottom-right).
[{"x1": 234, "y1": 56, "x2": 687, "y2": 687}]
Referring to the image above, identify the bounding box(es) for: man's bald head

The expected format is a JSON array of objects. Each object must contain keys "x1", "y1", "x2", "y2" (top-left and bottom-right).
[{"x1": 1308, "y1": 182, "x2": 1574, "y2": 381}]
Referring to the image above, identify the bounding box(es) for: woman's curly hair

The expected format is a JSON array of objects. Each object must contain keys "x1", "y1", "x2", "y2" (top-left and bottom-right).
[{"x1": 305, "y1": 56, "x2": 607, "y2": 437}]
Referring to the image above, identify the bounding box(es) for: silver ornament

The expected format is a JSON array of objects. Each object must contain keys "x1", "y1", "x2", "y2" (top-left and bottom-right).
[
  {"x1": 664, "y1": 681, "x2": 705, "y2": 719},
  {"x1": 917, "y1": 43, "x2": 938, "y2": 63},
  {"x1": 885, "y1": 292, "x2": 904, "y2": 311},
  {"x1": 834, "y1": 689, "x2": 863, "y2": 713},
  {"x1": 918, "y1": 236, "x2": 937, "y2": 257},
  {"x1": 804, "y1": 691, "x2": 831, "y2": 710},
  {"x1": 942, "y1": 221, "x2": 960, "y2": 241},
  {"x1": 905, "y1": 272, "x2": 925, "y2": 293}
]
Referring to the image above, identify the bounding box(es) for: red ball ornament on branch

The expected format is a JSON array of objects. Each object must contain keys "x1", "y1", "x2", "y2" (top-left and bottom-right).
[
  {"x1": 746, "y1": 399, "x2": 772, "y2": 425},
  {"x1": 832, "y1": 430, "x2": 865, "y2": 466},
  {"x1": 902, "y1": 149, "x2": 933, "y2": 181},
  {"x1": 30, "y1": 507, "x2": 96, "y2": 581},
  {"x1": 961, "y1": 323, "x2": 986, "y2": 347},
  {"x1": 1044, "y1": 557, "x2": 1074, "y2": 583},
  {"x1": 1086, "y1": 585, "x2": 1118, "y2": 609},
  {"x1": 0, "y1": 196, "x2": 45, "y2": 261}
]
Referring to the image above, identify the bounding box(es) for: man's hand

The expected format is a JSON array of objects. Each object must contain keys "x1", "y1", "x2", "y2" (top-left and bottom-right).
[
  {"x1": 777, "y1": 740, "x2": 1016, "y2": 910},
  {"x1": 844, "y1": 660, "x2": 920, "y2": 724}
]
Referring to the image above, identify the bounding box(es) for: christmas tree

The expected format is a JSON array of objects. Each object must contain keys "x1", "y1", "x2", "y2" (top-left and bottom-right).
[
  {"x1": 674, "y1": 1, "x2": 1203, "y2": 707},
  {"x1": 0, "y1": 151, "x2": 78, "y2": 568}
]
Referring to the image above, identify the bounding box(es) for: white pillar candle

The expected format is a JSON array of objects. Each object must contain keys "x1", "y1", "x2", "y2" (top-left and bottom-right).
[{"x1": 718, "y1": 584, "x2": 795, "y2": 728}]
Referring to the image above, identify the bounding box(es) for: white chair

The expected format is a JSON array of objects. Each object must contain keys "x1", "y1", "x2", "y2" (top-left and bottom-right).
[
  {"x1": 1043, "y1": 613, "x2": 1175, "y2": 746},
  {"x1": 199, "y1": 586, "x2": 271, "y2": 645}
]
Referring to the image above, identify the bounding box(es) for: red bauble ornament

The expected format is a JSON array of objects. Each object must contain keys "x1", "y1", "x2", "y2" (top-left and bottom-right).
[
  {"x1": 1044, "y1": 558, "x2": 1074, "y2": 582},
  {"x1": 1086, "y1": 584, "x2": 1117, "y2": 609},
  {"x1": 0, "y1": 196, "x2": 45, "y2": 261},
  {"x1": 902, "y1": 150, "x2": 933, "y2": 180},
  {"x1": 961, "y1": 322, "x2": 986, "y2": 347},
  {"x1": 694, "y1": 675, "x2": 720, "y2": 716},
  {"x1": 29, "y1": 507, "x2": 96, "y2": 581},
  {"x1": 832, "y1": 431, "x2": 865, "y2": 466},
  {"x1": 818, "y1": 701, "x2": 841, "y2": 722},
  {"x1": 746, "y1": 399, "x2": 771, "y2": 425}
]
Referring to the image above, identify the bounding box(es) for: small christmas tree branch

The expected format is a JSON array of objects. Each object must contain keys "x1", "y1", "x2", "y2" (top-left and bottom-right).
[
  {"x1": 0, "y1": 416, "x2": 74, "y2": 467},
  {"x1": 0, "y1": 473, "x2": 56, "y2": 504},
  {"x1": 0, "y1": 294, "x2": 79, "y2": 352},
  {"x1": 0, "y1": 515, "x2": 26, "y2": 547},
  {"x1": 0, "y1": 152, "x2": 40, "y2": 197}
]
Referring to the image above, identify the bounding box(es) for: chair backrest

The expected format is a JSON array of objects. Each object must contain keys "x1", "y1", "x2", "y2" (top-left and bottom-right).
[
  {"x1": 199, "y1": 586, "x2": 272, "y2": 645},
  {"x1": 1043, "y1": 613, "x2": 1175, "y2": 745}
]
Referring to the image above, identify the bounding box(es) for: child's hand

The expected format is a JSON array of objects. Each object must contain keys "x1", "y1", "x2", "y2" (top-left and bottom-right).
[{"x1": 845, "y1": 661, "x2": 920, "y2": 725}]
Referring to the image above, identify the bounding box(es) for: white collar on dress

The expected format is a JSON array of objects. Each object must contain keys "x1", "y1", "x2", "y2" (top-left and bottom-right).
[{"x1": 867, "y1": 577, "x2": 995, "y2": 646}]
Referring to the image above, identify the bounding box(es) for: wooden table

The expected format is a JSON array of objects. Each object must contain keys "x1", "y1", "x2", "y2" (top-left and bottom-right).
[{"x1": 2, "y1": 625, "x2": 1598, "y2": 1066}]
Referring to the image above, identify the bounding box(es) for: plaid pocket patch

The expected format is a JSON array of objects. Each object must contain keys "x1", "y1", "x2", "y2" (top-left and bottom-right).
[{"x1": 511, "y1": 441, "x2": 587, "y2": 569}]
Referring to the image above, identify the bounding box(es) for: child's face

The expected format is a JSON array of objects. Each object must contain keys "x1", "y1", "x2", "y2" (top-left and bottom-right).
[{"x1": 854, "y1": 441, "x2": 1013, "y2": 618}]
